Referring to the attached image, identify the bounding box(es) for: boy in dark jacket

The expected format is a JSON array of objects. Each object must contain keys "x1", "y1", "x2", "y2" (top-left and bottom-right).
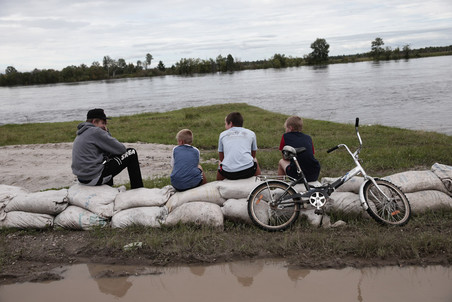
[
  {"x1": 71, "y1": 108, "x2": 143, "y2": 189},
  {"x1": 278, "y1": 116, "x2": 320, "y2": 182}
]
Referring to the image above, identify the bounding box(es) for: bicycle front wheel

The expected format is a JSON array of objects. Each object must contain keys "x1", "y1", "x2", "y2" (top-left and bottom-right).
[
  {"x1": 247, "y1": 181, "x2": 300, "y2": 231},
  {"x1": 364, "y1": 179, "x2": 411, "y2": 226}
]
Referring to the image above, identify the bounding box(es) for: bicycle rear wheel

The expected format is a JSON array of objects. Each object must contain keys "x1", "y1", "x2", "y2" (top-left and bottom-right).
[
  {"x1": 247, "y1": 181, "x2": 300, "y2": 231},
  {"x1": 363, "y1": 179, "x2": 411, "y2": 226}
]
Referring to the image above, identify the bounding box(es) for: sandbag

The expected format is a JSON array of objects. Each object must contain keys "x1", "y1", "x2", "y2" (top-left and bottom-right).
[
  {"x1": 405, "y1": 190, "x2": 452, "y2": 214},
  {"x1": 165, "y1": 202, "x2": 224, "y2": 228},
  {"x1": 219, "y1": 177, "x2": 263, "y2": 200},
  {"x1": 221, "y1": 199, "x2": 252, "y2": 224},
  {"x1": 5, "y1": 189, "x2": 68, "y2": 215},
  {"x1": 67, "y1": 184, "x2": 119, "y2": 218},
  {"x1": 326, "y1": 191, "x2": 363, "y2": 214},
  {"x1": 54, "y1": 205, "x2": 109, "y2": 230},
  {"x1": 166, "y1": 182, "x2": 224, "y2": 212},
  {"x1": 0, "y1": 211, "x2": 53, "y2": 229},
  {"x1": 111, "y1": 206, "x2": 168, "y2": 228},
  {"x1": 321, "y1": 177, "x2": 364, "y2": 194},
  {"x1": 431, "y1": 163, "x2": 452, "y2": 194},
  {"x1": 383, "y1": 170, "x2": 449, "y2": 195},
  {"x1": 114, "y1": 186, "x2": 175, "y2": 212},
  {"x1": 300, "y1": 209, "x2": 323, "y2": 227},
  {"x1": 0, "y1": 184, "x2": 29, "y2": 205}
]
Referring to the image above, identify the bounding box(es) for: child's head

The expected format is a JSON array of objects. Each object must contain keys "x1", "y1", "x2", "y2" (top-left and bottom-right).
[
  {"x1": 176, "y1": 129, "x2": 193, "y2": 145},
  {"x1": 284, "y1": 116, "x2": 303, "y2": 132},
  {"x1": 225, "y1": 112, "x2": 244, "y2": 127}
]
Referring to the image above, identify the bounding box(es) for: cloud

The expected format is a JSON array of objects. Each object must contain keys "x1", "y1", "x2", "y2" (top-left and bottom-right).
[{"x1": 0, "y1": 0, "x2": 451, "y2": 71}]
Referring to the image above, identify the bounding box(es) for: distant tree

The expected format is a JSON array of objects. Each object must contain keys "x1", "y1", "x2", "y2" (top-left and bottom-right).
[
  {"x1": 271, "y1": 53, "x2": 287, "y2": 68},
  {"x1": 216, "y1": 55, "x2": 227, "y2": 72},
  {"x1": 5, "y1": 66, "x2": 18, "y2": 74},
  {"x1": 226, "y1": 54, "x2": 235, "y2": 71},
  {"x1": 157, "y1": 60, "x2": 166, "y2": 71},
  {"x1": 103, "y1": 56, "x2": 117, "y2": 76},
  {"x1": 308, "y1": 38, "x2": 329, "y2": 64},
  {"x1": 371, "y1": 37, "x2": 385, "y2": 59},
  {"x1": 135, "y1": 60, "x2": 143, "y2": 71},
  {"x1": 403, "y1": 44, "x2": 411, "y2": 59},
  {"x1": 145, "y1": 53, "x2": 153, "y2": 69}
]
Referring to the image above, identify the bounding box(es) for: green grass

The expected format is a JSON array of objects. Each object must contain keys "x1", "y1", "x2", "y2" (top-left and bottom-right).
[{"x1": 1, "y1": 103, "x2": 451, "y2": 184}]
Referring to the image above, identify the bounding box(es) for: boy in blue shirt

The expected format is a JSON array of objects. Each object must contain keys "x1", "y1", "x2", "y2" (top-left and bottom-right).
[
  {"x1": 278, "y1": 116, "x2": 320, "y2": 182},
  {"x1": 170, "y1": 129, "x2": 207, "y2": 191}
]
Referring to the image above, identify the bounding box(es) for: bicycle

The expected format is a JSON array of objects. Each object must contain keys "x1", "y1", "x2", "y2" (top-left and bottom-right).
[{"x1": 247, "y1": 118, "x2": 411, "y2": 231}]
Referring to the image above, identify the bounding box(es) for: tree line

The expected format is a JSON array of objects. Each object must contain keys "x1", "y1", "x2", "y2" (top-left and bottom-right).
[{"x1": 1, "y1": 38, "x2": 451, "y2": 86}]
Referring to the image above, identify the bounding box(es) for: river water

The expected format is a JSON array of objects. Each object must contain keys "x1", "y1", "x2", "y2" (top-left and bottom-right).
[
  {"x1": 1, "y1": 260, "x2": 451, "y2": 302},
  {"x1": 0, "y1": 56, "x2": 451, "y2": 135}
]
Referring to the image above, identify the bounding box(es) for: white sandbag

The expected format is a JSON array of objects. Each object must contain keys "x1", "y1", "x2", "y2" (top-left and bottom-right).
[
  {"x1": 0, "y1": 211, "x2": 53, "y2": 229},
  {"x1": 431, "y1": 163, "x2": 452, "y2": 194},
  {"x1": 327, "y1": 191, "x2": 363, "y2": 214},
  {"x1": 321, "y1": 177, "x2": 365, "y2": 194},
  {"x1": 67, "y1": 183, "x2": 119, "y2": 218},
  {"x1": 166, "y1": 182, "x2": 224, "y2": 212},
  {"x1": 405, "y1": 190, "x2": 452, "y2": 214},
  {"x1": 0, "y1": 184, "x2": 29, "y2": 205},
  {"x1": 54, "y1": 205, "x2": 109, "y2": 230},
  {"x1": 383, "y1": 170, "x2": 449, "y2": 195},
  {"x1": 165, "y1": 202, "x2": 224, "y2": 228},
  {"x1": 114, "y1": 186, "x2": 175, "y2": 212},
  {"x1": 300, "y1": 209, "x2": 323, "y2": 227},
  {"x1": 219, "y1": 177, "x2": 264, "y2": 200},
  {"x1": 221, "y1": 199, "x2": 252, "y2": 224},
  {"x1": 293, "y1": 180, "x2": 322, "y2": 193},
  {"x1": 5, "y1": 189, "x2": 68, "y2": 215},
  {"x1": 111, "y1": 206, "x2": 168, "y2": 228}
]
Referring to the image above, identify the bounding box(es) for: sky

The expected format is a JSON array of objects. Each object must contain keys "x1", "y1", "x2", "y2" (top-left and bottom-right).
[{"x1": 1, "y1": 0, "x2": 451, "y2": 72}]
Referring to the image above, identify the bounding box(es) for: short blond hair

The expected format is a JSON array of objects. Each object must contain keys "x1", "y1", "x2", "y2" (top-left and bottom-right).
[
  {"x1": 176, "y1": 129, "x2": 193, "y2": 144},
  {"x1": 284, "y1": 116, "x2": 303, "y2": 131}
]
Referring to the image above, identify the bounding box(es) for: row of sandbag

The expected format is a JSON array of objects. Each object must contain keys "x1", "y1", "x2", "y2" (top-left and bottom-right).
[
  {"x1": 322, "y1": 163, "x2": 452, "y2": 215},
  {"x1": 1, "y1": 163, "x2": 451, "y2": 230},
  {"x1": 0, "y1": 177, "x2": 326, "y2": 230}
]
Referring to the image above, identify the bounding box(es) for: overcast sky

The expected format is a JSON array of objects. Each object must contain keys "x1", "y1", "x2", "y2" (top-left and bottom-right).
[{"x1": 1, "y1": 0, "x2": 451, "y2": 72}]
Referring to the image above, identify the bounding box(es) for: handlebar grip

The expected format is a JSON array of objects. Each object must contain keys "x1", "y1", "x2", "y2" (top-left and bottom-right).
[
  {"x1": 355, "y1": 117, "x2": 359, "y2": 128},
  {"x1": 327, "y1": 145, "x2": 339, "y2": 153}
]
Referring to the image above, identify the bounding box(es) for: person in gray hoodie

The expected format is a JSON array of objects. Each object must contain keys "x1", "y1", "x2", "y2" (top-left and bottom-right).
[{"x1": 71, "y1": 108, "x2": 143, "y2": 189}]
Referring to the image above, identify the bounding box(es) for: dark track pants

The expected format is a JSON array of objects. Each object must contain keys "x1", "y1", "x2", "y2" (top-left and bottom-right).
[{"x1": 96, "y1": 148, "x2": 144, "y2": 189}]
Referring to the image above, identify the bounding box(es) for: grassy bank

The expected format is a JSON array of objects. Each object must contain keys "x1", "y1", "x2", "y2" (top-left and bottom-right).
[
  {"x1": 0, "y1": 103, "x2": 451, "y2": 277},
  {"x1": 1, "y1": 103, "x2": 451, "y2": 184}
]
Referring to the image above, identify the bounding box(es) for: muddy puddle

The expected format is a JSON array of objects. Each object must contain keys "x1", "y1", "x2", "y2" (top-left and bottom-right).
[{"x1": 1, "y1": 260, "x2": 451, "y2": 302}]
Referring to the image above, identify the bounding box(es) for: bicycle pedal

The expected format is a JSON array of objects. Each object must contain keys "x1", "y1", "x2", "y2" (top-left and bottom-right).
[{"x1": 314, "y1": 209, "x2": 324, "y2": 215}]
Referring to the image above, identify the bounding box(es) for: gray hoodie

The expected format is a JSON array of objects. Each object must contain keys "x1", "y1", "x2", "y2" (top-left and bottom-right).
[{"x1": 71, "y1": 122, "x2": 127, "y2": 181}]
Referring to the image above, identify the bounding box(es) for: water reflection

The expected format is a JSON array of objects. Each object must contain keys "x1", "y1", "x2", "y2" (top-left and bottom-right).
[{"x1": 1, "y1": 260, "x2": 451, "y2": 302}]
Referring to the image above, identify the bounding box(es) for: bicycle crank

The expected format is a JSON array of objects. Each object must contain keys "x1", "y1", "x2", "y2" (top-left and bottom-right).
[{"x1": 309, "y1": 192, "x2": 327, "y2": 210}]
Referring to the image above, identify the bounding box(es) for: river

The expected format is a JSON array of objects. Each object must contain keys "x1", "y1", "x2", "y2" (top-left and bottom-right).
[{"x1": 0, "y1": 56, "x2": 451, "y2": 135}]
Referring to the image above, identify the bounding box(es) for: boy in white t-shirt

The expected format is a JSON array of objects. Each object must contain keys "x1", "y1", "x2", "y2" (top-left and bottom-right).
[{"x1": 217, "y1": 112, "x2": 262, "y2": 180}]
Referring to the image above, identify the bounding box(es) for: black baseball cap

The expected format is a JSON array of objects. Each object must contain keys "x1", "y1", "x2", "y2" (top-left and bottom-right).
[{"x1": 87, "y1": 108, "x2": 110, "y2": 120}]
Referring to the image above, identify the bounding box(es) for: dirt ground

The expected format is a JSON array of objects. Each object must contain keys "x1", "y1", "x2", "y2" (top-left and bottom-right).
[
  {"x1": 0, "y1": 143, "x2": 450, "y2": 285},
  {"x1": 0, "y1": 142, "x2": 175, "y2": 192}
]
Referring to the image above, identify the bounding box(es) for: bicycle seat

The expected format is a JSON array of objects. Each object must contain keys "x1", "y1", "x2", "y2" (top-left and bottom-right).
[{"x1": 282, "y1": 146, "x2": 306, "y2": 159}]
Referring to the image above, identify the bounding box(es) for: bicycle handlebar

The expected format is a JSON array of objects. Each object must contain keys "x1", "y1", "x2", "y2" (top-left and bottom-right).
[
  {"x1": 327, "y1": 145, "x2": 339, "y2": 153},
  {"x1": 355, "y1": 117, "x2": 359, "y2": 128}
]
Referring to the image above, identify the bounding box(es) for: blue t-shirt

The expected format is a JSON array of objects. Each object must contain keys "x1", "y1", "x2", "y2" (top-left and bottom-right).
[
  {"x1": 170, "y1": 145, "x2": 202, "y2": 191},
  {"x1": 218, "y1": 127, "x2": 258, "y2": 172},
  {"x1": 279, "y1": 132, "x2": 320, "y2": 181}
]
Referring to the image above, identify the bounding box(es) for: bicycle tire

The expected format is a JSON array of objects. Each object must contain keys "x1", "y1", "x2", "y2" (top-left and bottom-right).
[
  {"x1": 247, "y1": 181, "x2": 300, "y2": 231},
  {"x1": 363, "y1": 179, "x2": 411, "y2": 226}
]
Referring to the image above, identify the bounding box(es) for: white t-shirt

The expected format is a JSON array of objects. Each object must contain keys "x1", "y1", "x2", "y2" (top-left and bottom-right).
[{"x1": 218, "y1": 127, "x2": 258, "y2": 172}]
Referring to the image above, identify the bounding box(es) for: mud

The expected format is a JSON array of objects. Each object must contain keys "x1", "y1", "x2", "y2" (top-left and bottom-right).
[{"x1": 1, "y1": 261, "x2": 451, "y2": 302}]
